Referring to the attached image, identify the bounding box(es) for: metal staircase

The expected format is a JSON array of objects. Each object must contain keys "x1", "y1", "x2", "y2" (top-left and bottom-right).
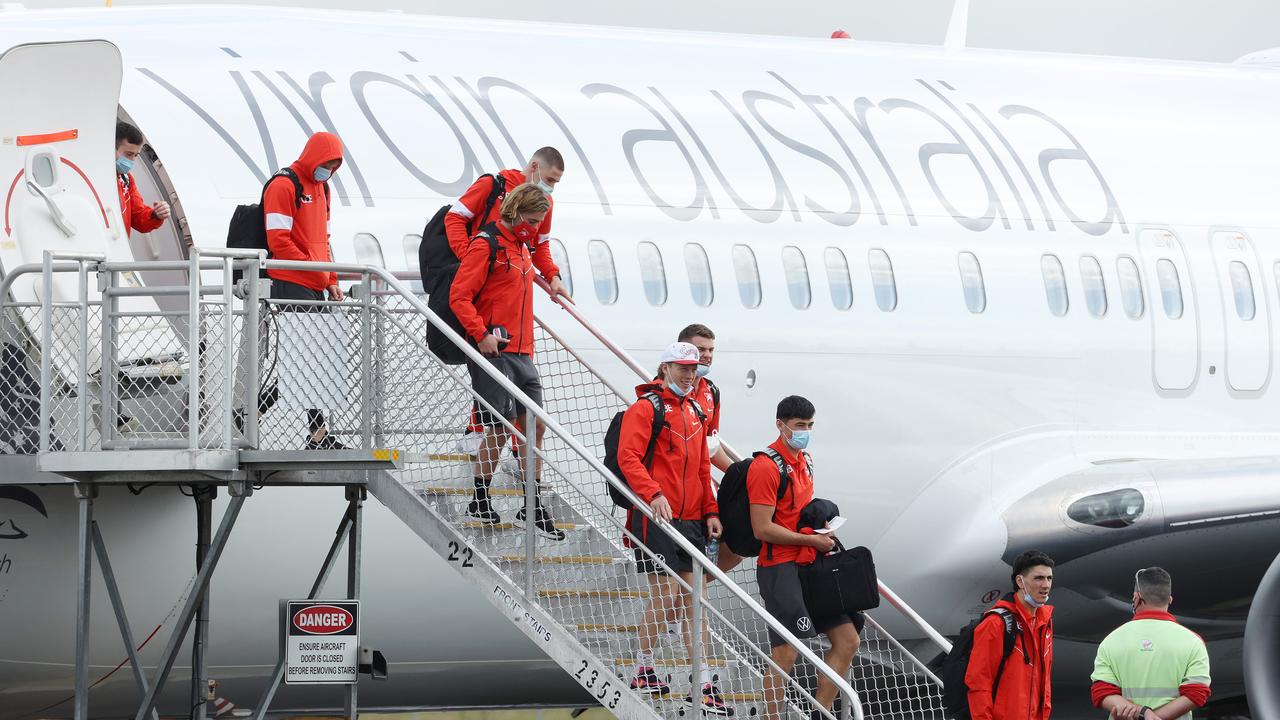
[{"x1": 8, "y1": 250, "x2": 954, "y2": 720}]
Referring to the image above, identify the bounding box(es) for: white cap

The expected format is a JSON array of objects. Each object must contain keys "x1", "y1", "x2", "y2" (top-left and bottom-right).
[{"x1": 659, "y1": 341, "x2": 700, "y2": 365}]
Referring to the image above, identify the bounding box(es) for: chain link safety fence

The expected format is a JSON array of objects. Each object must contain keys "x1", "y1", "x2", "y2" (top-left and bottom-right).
[{"x1": 10, "y1": 260, "x2": 951, "y2": 720}]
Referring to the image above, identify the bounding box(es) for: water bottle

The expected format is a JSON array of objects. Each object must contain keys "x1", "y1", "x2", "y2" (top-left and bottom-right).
[{"x1": 705, "y1": 537, "x2": 719, "y2": 565}]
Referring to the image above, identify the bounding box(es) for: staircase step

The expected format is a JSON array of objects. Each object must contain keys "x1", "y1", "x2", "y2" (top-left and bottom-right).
[
  {"x1": 460, "y1": 521, "x2": 578, "y2": 531},
  {"x1": 539, "y1": 588, "x2": 648, "y2": 599},
  {"x1": 497, "y1": 555, "x2": 620, "y2": 565},
  {"x1": 613, "y1": 658, "x2": 728, "y2": 667},
  {"x1": 656, "y1": 692, "x2": 763, "y2": 702},
  {"x1": 577, "y1": 623, "x2": 641, "y2": 633},
  {"x1": 419, "y1": 486, "x2": 526, "y2": 497}
]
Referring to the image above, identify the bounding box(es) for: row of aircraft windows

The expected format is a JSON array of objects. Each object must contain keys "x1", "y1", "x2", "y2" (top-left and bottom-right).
[{"x1": 372, "y1": 234, "x2": 1266, "y2": 321}]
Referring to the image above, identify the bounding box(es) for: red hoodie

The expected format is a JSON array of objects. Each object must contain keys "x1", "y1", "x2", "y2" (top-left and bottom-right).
[
  {"x1": 117, "y1": 172, "x2": 163, "y2": 235},
  {"x1": 617, "y1": 382, "x2": 717, "y2": 521},
  {"x1": 444, "y1": 169, "x2": 559, "y2": 281},
  {"x1": 449, "y1": 221, "x2": 539, "y2": 355},
  {"x1": 264, "y1": 132, "x2": 342, "y2": 292},
  {"x1": 965, "y1": 593, "x2": 1053, "y2": 720}
]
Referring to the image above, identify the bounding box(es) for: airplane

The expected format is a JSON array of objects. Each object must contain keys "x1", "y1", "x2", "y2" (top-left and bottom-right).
[{"x1": 0, "y1": 3, "x2": 1278, "y2": 717}]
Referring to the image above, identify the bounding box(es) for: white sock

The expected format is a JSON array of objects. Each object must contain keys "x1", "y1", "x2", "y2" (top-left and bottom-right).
[
  {"x1": 635, "y1": 650, "x2": 654, "y2": 669},
  {"x1": 700, "y1": 667, "x2": 714, "y2": 686}
]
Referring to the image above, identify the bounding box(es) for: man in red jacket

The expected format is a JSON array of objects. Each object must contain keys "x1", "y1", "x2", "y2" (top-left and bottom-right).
[
  {"x1": 115, "y1": 122, "x2": 170, "y2": 235},
  {"x1": 450, "y1": 184, "x2": 564, "y2": 540},
  {"x1": 966, "y1": 550, "x2": 1055, "y2": 720},
  {"x1": 263, "y1": 131, "x2": 346, "y2": 449},
  {"x1": 618, "y1": 341, "x2": 726, "y2": 714},
  {"x1": 443, "y1": 147, "x2": 570, "y2": 302}
]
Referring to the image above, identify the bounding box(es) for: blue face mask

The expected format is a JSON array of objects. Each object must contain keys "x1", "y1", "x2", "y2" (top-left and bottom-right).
[
  {"x1": 695, "y1": 364, "x2": 710, "y2": 378},
  {"x1": 667, "y1": 381, "x2": 690, "y2": 397},
  {"x1": 115, "y1": 156, "x2": 133, "y2": 175},
  {"x1": 314, "y1": 166, "x2": 333, "y2": 182},
  {"x1": 1023, "y1": 591, "x2": 1047, "y2": 609},
  {"x1": 785, "y1": 428, "x2": 810, "y2": 450}
]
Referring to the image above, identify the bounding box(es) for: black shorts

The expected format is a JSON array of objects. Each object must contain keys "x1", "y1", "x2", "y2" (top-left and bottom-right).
[
  {"x1": 270, "y1": 279, "x2": 327, "y2": 312},
  {"x1": 758, "y1": 561, "x2": 864, "y2": 648},
  {"x1": 466, "y1": 352, "x2": 542, "y2": 426},
  {"x1": 628, "y1": 514, "x2": 708, "y2": 576}
]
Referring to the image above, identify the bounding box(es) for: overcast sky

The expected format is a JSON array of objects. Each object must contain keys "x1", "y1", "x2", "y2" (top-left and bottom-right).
[{"x1": 10, "y1": 0, "x2": 1277, "y2": 63}]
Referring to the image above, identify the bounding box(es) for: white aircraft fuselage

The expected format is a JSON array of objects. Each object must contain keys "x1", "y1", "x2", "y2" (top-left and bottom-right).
[{"x1": 0, "y1": 5, "x2": 1277, "y2": 715}]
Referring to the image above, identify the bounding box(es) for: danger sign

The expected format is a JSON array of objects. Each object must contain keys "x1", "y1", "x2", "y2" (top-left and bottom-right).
[{"x1": 282, "y1": 600, "x2": 359, "y2": 684}]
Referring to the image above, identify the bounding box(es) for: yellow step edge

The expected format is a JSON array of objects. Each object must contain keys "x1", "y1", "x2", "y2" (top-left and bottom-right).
[
  {"x1": 461, "y1": 521, "x2": 577, "y2": 530},
  {"x1": 420, "y1": 487, "x2": 525, "y2": 497},
  {"x1": 538, "y1": 589, "x2": 648, "y2": 599},
  {"x1": 613, "y1": 657, "x2": 728, "y2": 667},
  {"x1": 576, "y1": 623, "x2": 641, "y2": 633},
  {"x1": 426, "y1": 453, "x2": 475, "y2": 462},
  {"x1": 656, "y1": 692, "x2": 763, "y2": 702},
  {"x1": 497, "y1": 555, "x2": 617, "y2": 565}
]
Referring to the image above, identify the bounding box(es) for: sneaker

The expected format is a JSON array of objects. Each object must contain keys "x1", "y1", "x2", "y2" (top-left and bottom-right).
[
  {"x1": 465, "y1": 497, "x2": 501, "y2": 524},
  {"x1": 515, "y1": 506, "x2": 566, "y2": 541},
  {"x1": 686, "y1": 683, "x2": 732, "y2": 716},
  {"x1": 629, "y1": 667, "x2": 670, "y2": 695},
  {"x1": 305, "y1": 433, "x2": 348, "y2": 450}
]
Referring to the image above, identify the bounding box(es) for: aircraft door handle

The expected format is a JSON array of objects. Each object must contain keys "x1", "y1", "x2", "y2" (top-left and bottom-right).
[{"x1": 25, "y1": 180, "x2": 76, "y2": 238}]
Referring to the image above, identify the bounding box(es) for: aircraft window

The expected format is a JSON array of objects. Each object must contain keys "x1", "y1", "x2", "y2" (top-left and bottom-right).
[
  {"x1": 868, "y1": 249, "x2": 897, "y2": 311},
  {"x1": 31, "y1": 154, "x2": 56, "y2": 187},
  {"x1": 1079, "y1": 255, "x2": 1107, "y2": 317},
  {"x1": 1068, "y1": 488, "x2": 1145, "y2": 529},
  {"x1": 1228, "y1": 261, "x2": 1256, "y2": 321},
  {"x1": 782, "y1": 246, "x2": 811, "y2": 309},
  {"x1": 823, "y1": 247, "x2": 852, "y2": 311},
  {"x1": 354, "y1": 233, "x2": 385, "y2": 268},
  {"x1": 684, "y1": 243, "x2": 714, "y2": 307},
  {"x1": 402, "y1": 234, "x2": 423, "y2": 292},
  {"x1": 1116, "y1": 257, "x2": 1144, "y2": 319},
  {"x1": 637, "y1": 241, "x2": 668, "y2": 306},
  {"x1": 1041, "y1": 254, "x2": 1069, "y2": 317},
  {"x1": 957, "y1": 251, "x2": 985, "y2": 314},
  {"x1": 732, "y1": 244, "x2": 761, "y2": 308},
  {"x1": 1156, "y1": 258, "x2": 1183, "y2": 319},
  {"x1": 588, "y1": 240, "x2": 618, "y2": 305},
  {"x1": 548, "y1": 238, "x2": 573, "y2": 297}
]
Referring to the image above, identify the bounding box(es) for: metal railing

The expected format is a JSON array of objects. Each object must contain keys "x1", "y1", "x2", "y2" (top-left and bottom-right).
[{"x1": 11, "y1": 252, "x2": 956, "y2": 719}]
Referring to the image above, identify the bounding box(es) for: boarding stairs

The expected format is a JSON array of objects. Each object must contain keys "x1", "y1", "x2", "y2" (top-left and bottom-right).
[{"x1": 10, "y1": 250, "x2": 954, "y2": 720}]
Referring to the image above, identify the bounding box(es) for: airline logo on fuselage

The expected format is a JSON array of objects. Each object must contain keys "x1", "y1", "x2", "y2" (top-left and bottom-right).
[{"x1": 141, "y1": 61, "x2": 1126, "y2": 236}]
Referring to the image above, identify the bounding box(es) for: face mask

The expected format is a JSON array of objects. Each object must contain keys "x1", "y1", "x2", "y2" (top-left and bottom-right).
[
  {"x1": 115, "y1": 157, "x2": 133, "y2": 175},
  {"x1": 512, "y1": 221, "x2": 538, "y2": 243},
  {"x1": 785, "y1": 428, "x2": 810, "y2": 450},
  {"x1": 531, "y1": 168, "x2": 554, "y2": 195},
  {"x1": 1023, "y1": 590, "x2": 1047, "y2": 609},
  {"x1": 696, "y1": 364, "x2": 710, "y2": 378},
  {"x1": 667, "y1": 381, "x2": 690, "y2": 397},
  {"x1": 313, "y1": 166, "x2": 333, "y2": 183}
]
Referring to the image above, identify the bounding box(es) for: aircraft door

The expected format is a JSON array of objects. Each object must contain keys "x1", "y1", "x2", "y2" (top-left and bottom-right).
[
  {"x1": 1210, "y1": 230, "x2": 1270, "y2": 391},
  {"x1": 1137, "y1": 229, "x2": 1199, "y2": 391}
]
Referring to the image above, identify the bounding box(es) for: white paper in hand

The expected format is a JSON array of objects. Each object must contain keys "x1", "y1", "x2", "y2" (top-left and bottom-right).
[{"x1": 814, "y1": 516, "x2": 847, "y2": 534}]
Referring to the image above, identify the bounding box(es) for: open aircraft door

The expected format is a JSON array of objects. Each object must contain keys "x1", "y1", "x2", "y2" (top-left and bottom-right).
[
  {"x1": 1138, "y1": 228, "x2": 1200, "y2": 392},
  {"x1": 1210, "y1": 230, "x2": 1270, "y2": 392},
  {"x1": 0, "y1": 40, "x2": 182, "y2": 379}
]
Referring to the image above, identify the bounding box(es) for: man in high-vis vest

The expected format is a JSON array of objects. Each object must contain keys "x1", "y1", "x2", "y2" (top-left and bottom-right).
[{"x1": 1091, "y1": 567, "x2": 1211, "y2": 720}]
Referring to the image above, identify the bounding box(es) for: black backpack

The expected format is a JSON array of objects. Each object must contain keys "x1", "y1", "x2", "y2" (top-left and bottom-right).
[
  {"x1": 418, "y1": 174, "x2": 506, "y2": 364},
  {"x1": 226, "y1": 168, "x2": 328, "y2": 281},
  {"x1": 717, "y1": 449, "x2": 792, "y2": 557},
  {"x1": 939, "y1": 607, "x2": 1023, "y2": 718},
  {"x1": 602, "y1": 393, "x2": 706, "y2": 508}
]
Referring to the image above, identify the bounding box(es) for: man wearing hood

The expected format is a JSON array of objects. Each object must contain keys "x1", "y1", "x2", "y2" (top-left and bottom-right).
[{"x1": 263, "y1": 131, "x2": 346, "y2": 449}]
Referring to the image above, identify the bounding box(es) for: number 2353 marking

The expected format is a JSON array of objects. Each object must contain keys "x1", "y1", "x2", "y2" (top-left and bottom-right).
[{"x1": 574, "y1": 660, "x2": 621, "y2": 709}]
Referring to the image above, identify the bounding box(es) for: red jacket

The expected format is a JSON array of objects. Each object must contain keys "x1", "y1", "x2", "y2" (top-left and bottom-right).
[
  {"x1": 265, "y1": 132, "x2": 342, "y2": 292},
  {"x1": 449, "y1": 222, "x2": 537, "y2": 355},
  {"x1": 445, "y1": 169, "x2": 559, "y2": 280},
  {"x1": 965, "y1": 594, "x2": 1053, "y2": 720},
  {"x1": 117, "y1": 172, "x2": 163, "y2": 235},
  {"x1": 617, "y1": 382, "x2": 716, "y2": 521}
]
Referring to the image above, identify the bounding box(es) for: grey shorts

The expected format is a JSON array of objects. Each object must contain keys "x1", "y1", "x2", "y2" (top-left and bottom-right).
[
  {"x1": 467, "y1": 352, "x2": 542, "y2": 426},
  {"x1": 758, "y1": 561, "x2": 862, "y2": 648},
  {"x1": 628, "y1": 515, "x2": 708, "y2": 576}
]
